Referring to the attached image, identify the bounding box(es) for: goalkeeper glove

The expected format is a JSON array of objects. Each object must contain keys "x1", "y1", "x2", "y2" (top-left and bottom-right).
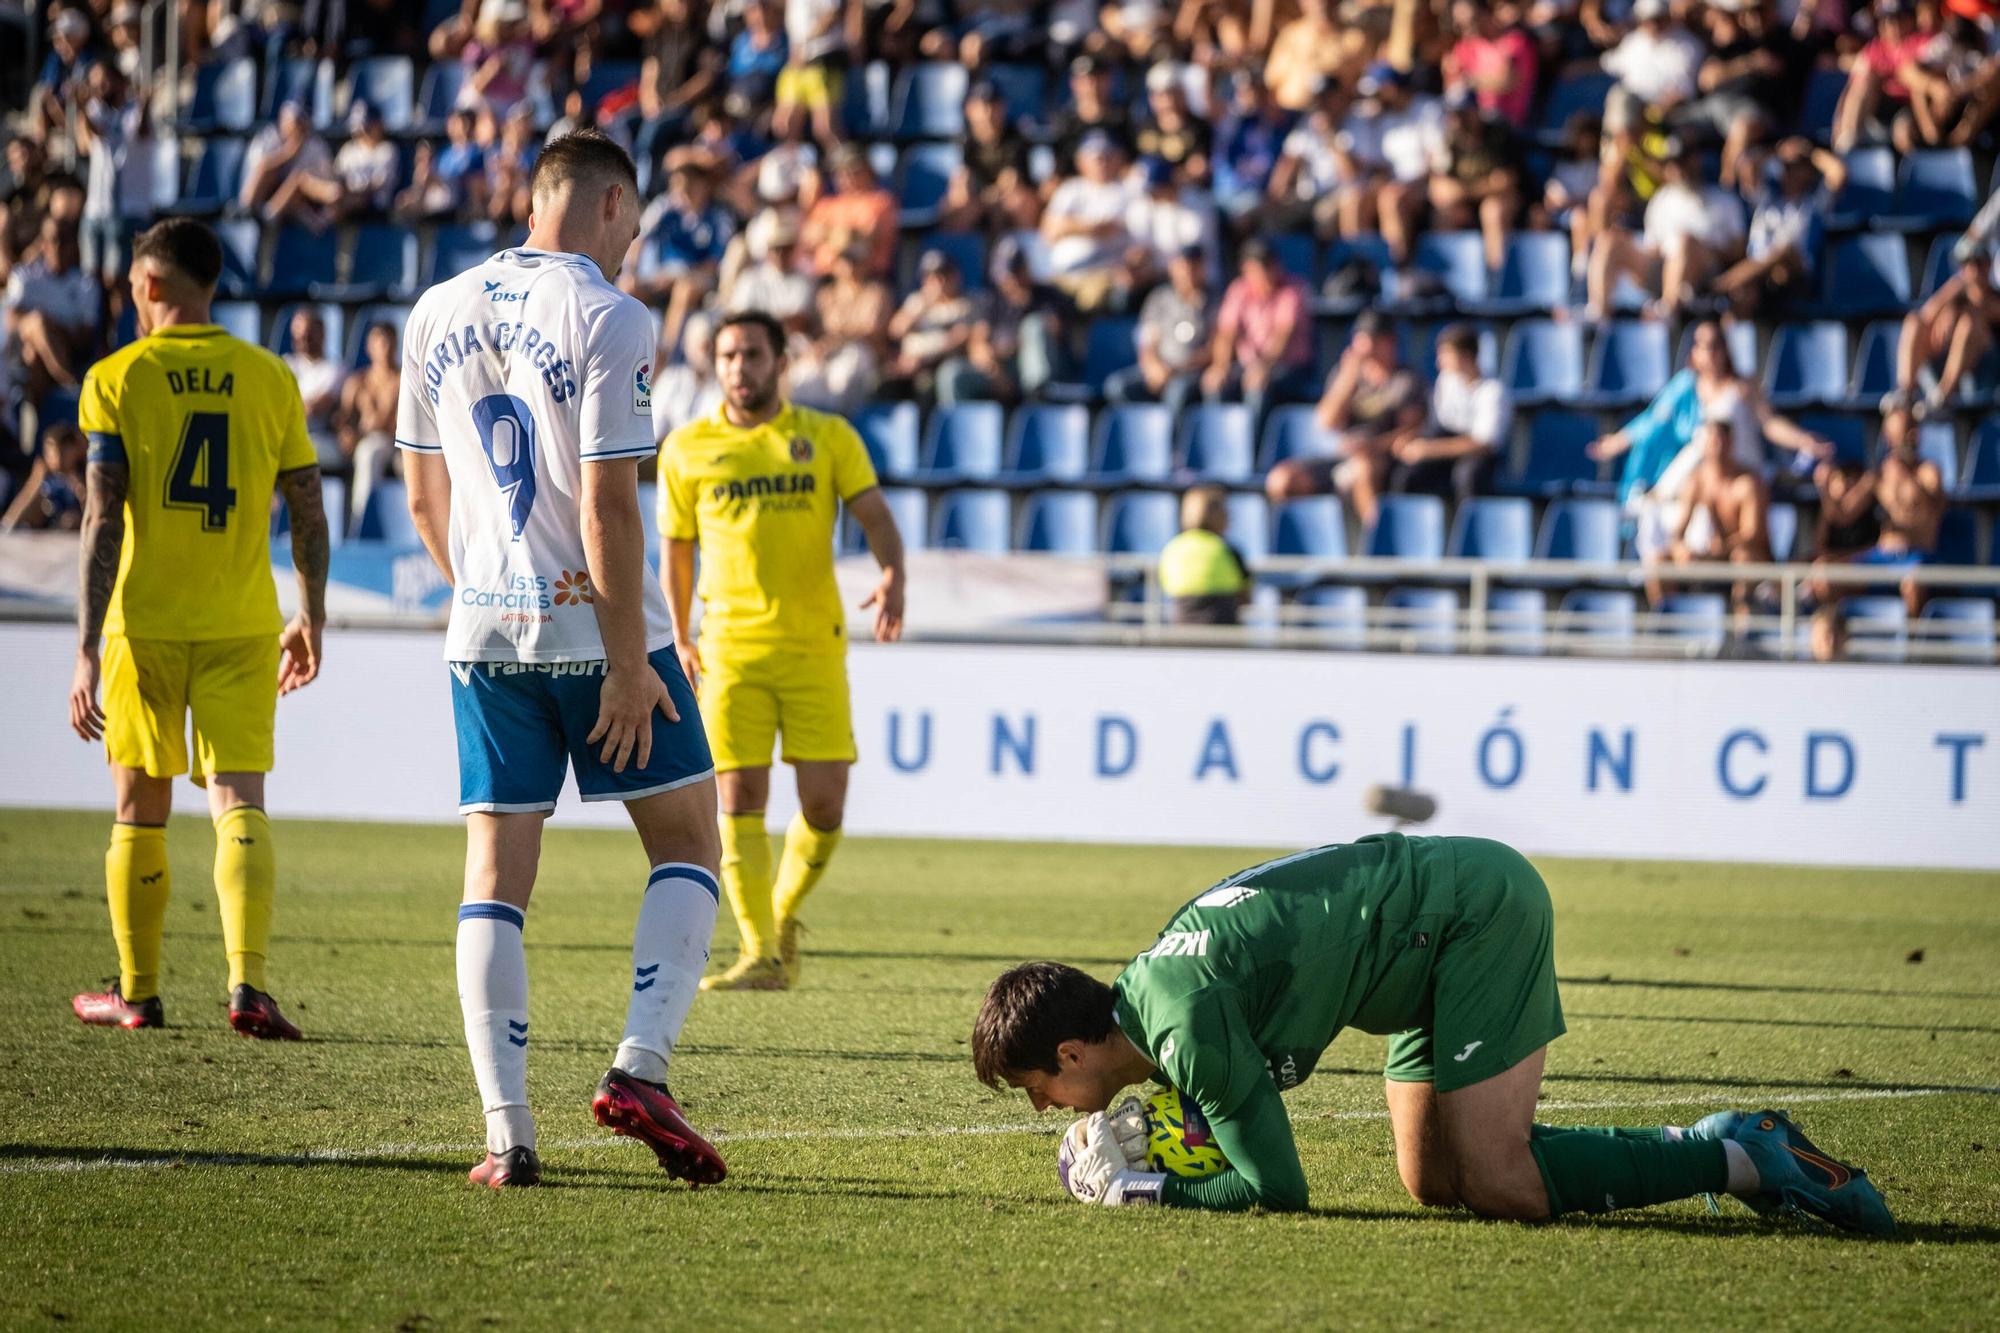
[{"x1": 1057, "y1": 1098, "x2": 1166, "y2": 1206}]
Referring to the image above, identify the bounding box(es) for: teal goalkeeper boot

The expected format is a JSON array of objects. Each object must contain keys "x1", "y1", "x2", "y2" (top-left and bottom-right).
[{"x1": 1713, "y1": 1109, "x2": 1897, "y2": 1237}]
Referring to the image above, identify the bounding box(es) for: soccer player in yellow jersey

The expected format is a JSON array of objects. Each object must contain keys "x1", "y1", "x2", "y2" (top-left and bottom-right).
[
  {"x1": 660, "y1": 311, "x2": 905, "y2": 990},
  {"x1": 65, "y1": 217, "x2": 331, "y2": 1038}
]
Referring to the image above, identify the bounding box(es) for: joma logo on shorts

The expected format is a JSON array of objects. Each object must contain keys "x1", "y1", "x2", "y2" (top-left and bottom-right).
[{"x1": 1147, "y1": 929, "x2": 1210, "y2": 958}]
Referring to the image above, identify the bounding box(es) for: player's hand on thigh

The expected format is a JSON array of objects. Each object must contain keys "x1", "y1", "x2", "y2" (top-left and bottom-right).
[
  {"x1": 68, "y1": 645, "x2": 103, "y2": 741},
  {"x1": 589, "y1": 662, "x2": 678, "y2": 773}
]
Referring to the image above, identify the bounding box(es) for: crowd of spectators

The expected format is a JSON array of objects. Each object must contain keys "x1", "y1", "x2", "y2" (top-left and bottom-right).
[{"x1": 1, "y1": 0, "x2": 1997, "y2": 622}]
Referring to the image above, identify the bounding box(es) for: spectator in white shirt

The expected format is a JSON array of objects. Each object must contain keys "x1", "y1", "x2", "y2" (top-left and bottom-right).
[
  {"x1": 75, "y1": 63, "x2": 152, "y2": 291},
  {"x1": 1389, "y1": 323, "x2": 1512, "y2": 505},
  {"x1": 1602, "y1": 0, "x2": 1708, "y2": 122},
  {"x1": 655, "y1": 310, "x2": 724, "y2": 443},
  {"x1": 1265, "y1": 76, "x2": 1359, "y2": 237},
  {"x1": 1585, "y1": 140, "x2": 1745, "y2": 322},
  {"x1": 1335, "y1": 63, "x2": 1445, "y2": 267},
  {"x1": 284, "y1": 309, "x2": 346, "y2": 467},
  {"x1": 240, "y1": 101, "x2": 334, "y2": 226},
  {"x1": 326, "y1": 102, "x2": 400, "y2": 219},
  {"x1": 1123, "y1": 155, "x2": 1218, "y2": 289},
  {"x1": 722, "y1": 209, "x2": 816, "y2": 331},
  {"x1": 1041, "y1": 132, "x2": 1138, "y2": 313},
  {"x1": 4, "y1": 216, "x2": 99, "y2": 403}
]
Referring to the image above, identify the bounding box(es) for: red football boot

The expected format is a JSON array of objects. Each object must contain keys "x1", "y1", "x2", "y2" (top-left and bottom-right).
[
  {"x1": 228, "y1": 985, "x2": 303, "y2": 1041},
  {"x1": 469, "y1": 1146, "x2": 542, "y2": 1189},
  {"x1": 592, "y1": 1068, "x2": 728, "y2": 1186},
  {"x1": 72, "y1": 981, "x2": 164, "y2": 1029}
]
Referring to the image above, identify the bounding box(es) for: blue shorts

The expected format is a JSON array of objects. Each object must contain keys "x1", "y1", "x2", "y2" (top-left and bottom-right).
[
  {"x1": 450, "y1": 649, "x2": 714, "y2": 814},
  {"x1": 1850, "y1": 545, "x2": 1931, "y2": 568}
]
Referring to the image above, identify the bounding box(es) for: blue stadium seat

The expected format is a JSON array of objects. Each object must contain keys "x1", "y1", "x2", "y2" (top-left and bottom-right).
[
  {"x1": 342, "y1": 56, "x2": 415, "y2": 131},
  {"x1": 1539, "y1": 71, "x2": 1615, "y2": 142},
  {"x1": 266, "y1": 225, "x2": 338, "y2": 298},
  {"x1": 266, "y1": 302, "x2": 343, "y2": 357},
  {"x1": 1535, "y1": 498, "x2": 1622, "y2": 563},
  {"x1": 1087, "y1": 404, "x2": 1174, "y2": 484},
  {"x1": 909, "y1": 231, "x2": 986, "y2": 292},
  {"x1": 1476, "y1": 232, "x2": 1569, "y2": 316},
  {"x1": 984, "y1": 64, "x2": 1047, "y2": 126},
  {"x1": 1558, "y1": 589, "x2": 1636, "y2": 646},
  {"x1": 1446, "y1": 497, "x2": 1533, "y2": 561},
  {"x1": 1840, "y1": 595, "x2": 1909, "y2": 662},
  {"x1": 1657, "y1": 592, "x2": 1728, "y2": 656},
  {"x1": 210, "y1": 301, "x2": 262, "y2": 344},
  {"x1": 1363, "y1": 494, "x2": 1446, "y2": 560},
  {"x1": 425, "y1": 224, "x2": 499, "y2": 288},
  {"x1": 213, "y1": 220, "x2": 260, "y2": 298},
  {"x1": 1296, "y1": 584, "x2": 1368, "y2": 649},
  {"x1": 1385, "y1": 587, "x2": 1459, "y2": 652},
  {"x1": 1798, "y1": 66, "x2": 1847, "y2": 142},
  {"x1": 1818, "y1": 235, "x2": 1912, "y2": 317},
  {"x1": 1767, "y1": 501, "x2": 1799, "y2": 561},
  {"x1": 1499, "y1": 318, "x2": 1584, "y2": 406},
  {"x1": 1920, "y1": 598, "x2": 1996, "y2": 661},
  {"x1": 578, "y1": 60, "x2": 640, "y2": 112},
  {"x1": 876, "y1": 487, "x2": 929, "y2": 552},
  {"x1": 915, "y1": 403, "x2": 1005, "y2": 481},
  {"x1": 1796, "y1": 413, "x2": 1868, "y2": 466},
  {"x1": 1048, "y1": 318, "x2": 1138, "y2": 399},
  {"x1": 1934, "y1": 507, "x2": 1978, "y2": 566},
  {"x1": 895, "y1": 142, "x2": 961, "y2": 228},
  {"x1": 1258, "y1": 403, "x2": 1335, "y2": 470},
  {"x1": 891, "y1": 62, "x2": 968, "y2": 138},
  {"x1": 1270, "y1": 495, "x2": 1346, "y2": 567},
  {"x1": 261, "y1": 57, "x2": 321, "y2": 121},
  {"x1": 1001, "y1": 404, "x2": 1091, "y2": 485},
  {"x1": 1394, "y1": 231, "x2": 1486, "y2": 310},
  {"x1": 183, "y1": 58, "x2": 256, "y2": 132},
  {"x1": 1829, "y1": 146, "x2": 1895, "y2": 230},
  {"x1": 1877, "y1": 148, "x2": 1978, "y2": 232},
  {"x1": 1268, "y1": 232, "x2": 1319, "y2": 287},
  {"x1": 1763, "y1": 321, "x2": 1847, "y2": 410},
  {"x1": 178, "y1": 137, "x2": 245, "y2": 216},
  {"x1": 853, "y1": 402, "x2": 920, "y2": 477},
  {"x1": 841, "y1": 61, "x2": 891, "y2": 139},
  {"x1": 1103, "y1": 492, "x2": 1179, "y2": 555},
  {"x1": 275, "y1": 474, "x2": 349, "y2": 546},
  {"x1": 1318, "y1": 234, "x2": 1391, "y2": 312},
  {"x1": 1581, "y1": 320, "x2": 1670, "y2": 408},
  {"x1": 1500, "y1": 410, "x2": 1604, "y2": 498},
  {"x1": 1226, "y1": 494, "x2": 1271, "y2": 562},
  {"x1": 1920, "y1": 232, "x2": 1960, "y2": 298},
  {"x1": 345, "y1": 304, "x2": 413, "y2": 368},
  {"x1": 931, "y1": 489, "x2": 1011, "y2": 553},
  {"x1": 1917, "y1": 422, "x2": 1960, "y2": 492},
  {"x1": 1178, "y1": 403, "x2": 1256, "y2": 483},
  {"x1": 1016, "y1": 491, "x2": 1099, "y2": 554},
  {"x1": 324, "y1": 224, "x2": 420, "y2": 302},
  {"x1": 1845, "y1": 320, "x2": 1899, "y2": 410},
  {"x1": 356, "y1": 480, "x2": 421, "y2": 546},
  {"x1": 1486, "y1": 587, "x2": 1545, "y2": 655},
  {"x1": 415, "y1": 60, "x2": 468, "y2": 135}
]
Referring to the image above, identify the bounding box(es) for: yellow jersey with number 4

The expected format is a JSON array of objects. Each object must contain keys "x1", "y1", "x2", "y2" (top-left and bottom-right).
[
  {"x1": 79, "y1": 324, "x2": 315, "y2": 642},
  {"x1": 660, "y1": 402, "x2": 878, "y2": 655}
]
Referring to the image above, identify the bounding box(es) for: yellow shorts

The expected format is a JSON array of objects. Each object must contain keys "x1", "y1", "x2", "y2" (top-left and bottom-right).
[
  {"x1": 776, "y1": 64, "x2": 842, "y2": 111},
  {"x1": 102, "y1": 633, "x2": 279, "y2": 782},
  {"x1": 698, "y1": 645, "x2": 856, "y2": 771}
]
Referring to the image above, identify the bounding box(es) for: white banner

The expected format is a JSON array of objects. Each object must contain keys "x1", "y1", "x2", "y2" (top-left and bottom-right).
[{"x1": 2, "y1": 623, "x2": 1995, "y2": 870}]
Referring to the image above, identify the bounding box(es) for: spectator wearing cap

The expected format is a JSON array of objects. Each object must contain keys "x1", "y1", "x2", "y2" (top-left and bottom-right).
[
  {"x1": 1041, "y1": 132, "x2": 1140, "y2": 313},
  {"x1": 1158, "y1": 484, "x2": 1251, "y2": 626},
  {"x1": 1833, "y1": 0, "x2": 1938, "y2": 152},
  {"x1": 1266, "y1": 0, "x2": 1361, "y2": 112},
  {"x1": 1387, "y1": 323, "x2": 1512, "y2": 509},
  {"x1": 4, "y1": 215, "x2": 98, "y2": 405},
  {"x1": 1443, "y1": 0, "x2": 1538, "y2": 129},
  {"x1": 886, "y1": 251, "x2": 981, "y2": 399},
  {"x1": 433, "y1": 0, "x2": 538, "y2": 120},
  {"x1": 1201, "y1": 238, "x2": 1317, "y2": 427},
  {"x1": 723, "y1": 210, "x2": 817, "y2": 330},
  {"x1": 1334, "y1": 63, "x2": 1446, "y2": 269},
  {"x1": 1124, "y1": 156, "x2": 1219, "y2": 291},
  {"x1": 1265, "y1": 309, "x2": 1425, "y2": 523},
  {"x1": 74, "y1": 62, "x2": 151, "y2": 296},
  {"x1": 1892, "y1": 236, "x2": 2000, "y2": 417},
  {"x1": 1213, "y1": 72, "x2": 1296, "y2": 222},
  {"x1": 1601, "y1": 0, "x2": 1708, "y2": 131},
  {"x1": 801, "y1": 147, "x2": 899, "y2": 279},
  {"x1": 2, "y1": 422, "x2": 87, "y2": 533},
  {"x1": 789, "y1": 241, "x2": 891, "y2": 414},
  {"x1": 725, "y1": 0, "x2": 790, "y2": 107},
  {"x1": 1584, "y1": 139, "x2": 1744, "y2": 324},
  {"x1": 241, "y1": 100, "x2": 334, "y2": 226},
  {"x1": 1429, "y1": 86, "x2": 1522, "y2": 273},
  {"x1": 1051, "y1": 56, "x2": 1135, "y2": 175},
  {"x1": 35, "y1": 8, "x2": 96, "y2": 138},
  {"x1": 773, "y1": 0, "x2": 851, "y2": 144},
  {"x1": 943, "y1": 79, "x2": 1034, "y2": 234},
  {"x1": 1680, "y1": 0, "x2": 1810, "y2": 185},
  {"x1": 1135, "y1": 66, "x2": 1213, "y2": 186},
  {"x1": 284, "y1": 309, "x2": 346, "y2": 469},
  {"x1": 1713, "y1": 137, "x2": 1844, "y2": 319},
  {"x1": 934, "y1": 238, "x2": 1071, "y2": 403},
  {"x1": 1107, "y1": 244, "x2": 1215, "y2": 420},
  {"x1": 628, "y1": 161, "x2": 736, "y2": 362}
]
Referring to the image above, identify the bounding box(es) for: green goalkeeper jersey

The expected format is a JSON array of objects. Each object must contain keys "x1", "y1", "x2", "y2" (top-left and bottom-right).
[{"x1": 1111, "y1": 833, "x2": 1459, "y2": 1211}]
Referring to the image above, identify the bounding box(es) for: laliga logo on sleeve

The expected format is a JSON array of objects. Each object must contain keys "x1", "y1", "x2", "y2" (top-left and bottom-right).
[{"x1": 634, "y1": 362, "x2": 652, "y2": 414}]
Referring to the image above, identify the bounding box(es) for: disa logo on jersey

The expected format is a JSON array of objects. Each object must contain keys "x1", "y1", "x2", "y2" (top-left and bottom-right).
[{"x1": 634, "y1": 362, "x2": 652, "y2": 414}]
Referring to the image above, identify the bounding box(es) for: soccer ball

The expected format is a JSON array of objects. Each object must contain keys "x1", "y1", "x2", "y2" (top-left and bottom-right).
[{"x1": 1142, "y1": 1086, "x2": 1228, "y2": 1178}]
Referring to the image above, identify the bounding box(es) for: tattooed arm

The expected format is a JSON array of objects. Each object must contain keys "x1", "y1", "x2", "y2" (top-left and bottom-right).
[
  {"x1": 276, "y1": 464, "x2": 330, "y2": 695},
  {"x1": 68, "y1": 461, "x2": 128, "y2": 741}
]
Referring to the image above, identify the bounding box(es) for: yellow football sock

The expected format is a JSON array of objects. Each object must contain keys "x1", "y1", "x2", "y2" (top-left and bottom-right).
[
  {"x1": 213, "y1": 805, "x2": 275, "y2": 992},
  {"x1": 106, "y1": 823, "x2": 171, "y2": 1002},
  {"x1": 773, "y1": 813, "x2": 843, "y2": 924},
  {"x1": 719, "y1": 811, "x2": 777, "y2": 960}
]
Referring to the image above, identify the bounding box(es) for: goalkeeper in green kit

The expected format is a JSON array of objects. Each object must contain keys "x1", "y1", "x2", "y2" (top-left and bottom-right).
[{"x1": 971, "y1": 834, "x2": 1894, "y2": 1233}]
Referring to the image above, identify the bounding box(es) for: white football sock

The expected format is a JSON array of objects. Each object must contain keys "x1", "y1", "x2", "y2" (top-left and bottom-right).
[
  {"x1": 1662, "y1": 1125, "x2": 1686, "y2": 1142},
  {"x1": 613, "y1": 862, "x2": 720, "y2": 1086},
  {"x1": 456, "y1": 901, "x2": 534, "y2": 1154},
  {"x1": 1721, "y1": 1139, "x2": 1761, "y2": 1195}
]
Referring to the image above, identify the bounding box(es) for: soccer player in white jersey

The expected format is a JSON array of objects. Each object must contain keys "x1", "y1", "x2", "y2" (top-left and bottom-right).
[{"x1": 397, "y1": 129, "x2": 727, "y2": 1190}]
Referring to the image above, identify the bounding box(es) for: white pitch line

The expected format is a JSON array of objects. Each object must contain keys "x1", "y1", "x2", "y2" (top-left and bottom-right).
[{"x1": 4, "y1": 1083, "x2": 1996, "y2": 1177}]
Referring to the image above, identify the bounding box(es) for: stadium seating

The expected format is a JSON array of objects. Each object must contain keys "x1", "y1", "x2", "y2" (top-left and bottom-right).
[
  {"x1": 1384, "y1": 587, "x2": 1458, "y2": 652},
  {"x1": 895, "y1": 143, "x2": 961, "y2": 229},
  {"x1": 324, "y1": 225, "x2": 421, "y2": 303},
  {"x1": 177, "y1": 137, "x2": 246, "y2": 216},
  {"x1": 356, "y1": 480, "x2": 421, "y2": 546},
  {"x1": 1763, "y1": 322, "x2": 1847, "y2": 410},
  {"x1": 1841, "y1": 595, "x2": 1910, "y2": 662},
  {"x1": 914, "y1": 403, "x2": 1005, "y2": 482},
  {"x1": 1362, "y1": 494, "x2": 1445, "y2": 561},
  {"x1": 1087, "y1": 404, "x2": 1175, "y2": 485},
  {"x1": 1500, "y1": 411, "x2": 1604, "y2": 498},
  {"x1": 1656, "y1": 592, "x2": 1728, "y2": 656},
  {"x1": 1845, "y1": 321, "x2": 1900, "y2": 410},
  {"x1": 262, "y1": 57, "x2": 321, "y2": 121},
  {"x1": 1920, "y1": 598, "x2": 1996, "y2": 661},
  {"x1": 1878, "y1": 148, "x2": 1978, "y2": 232},
  {"x1": 1499, "y1": 319, "x2": 1584, "y2": 406},
  {"x1": 415, "y1": 60, "x2": 468, "y2": 135},
  {"x1": 345, "y1": 304, "x2": 412, "y2": 367},
  {"x1": 184, "y1": 58, "x2": 256, "y2": 132},
  {"x1": 1017, "y1": 490, "x2": 1100, "y2": 554},
  {"x1": 211, "y1": 301, "x2": 262, "y2": 344},
  {"x1": 1797, "y1": 66, "x2": 1847, "y2": 141},
  {"x1": 1918, "y1": 423, "x2": 1961, "y2": 491},
  {"x1": 1818, "y1": 235, "x2": 1912, "y2": 318},
  {"x1": 343, "y1": 57, "x2": 416, "y2": 131},
  {"x1": 931, "y1": 488, "x2": 1011, "y2": 553},
  {"x1": 268, "y1": 226, "x2": 339, "y2": 299},
  {"x1": 1446, "y1": 496, "x2": 1533, "y2": 562},
  {"x1": 908, "y1": 232, "x2": 986, "y2": 292},
  {"x1": 872, "y1": 488, "x2": 929, "y2": 552},
  {"x1": 1535, "y1": 499, "x2": 1622, "y2": 564},
  {"x1": 1177, "y1": 403, "x2": 1256, "y2": 483},
  {"x1": 1226, "y1": 494, "x2": 1271, "y2": 561},
  {"x1": 854, "y1": 401, "x2": 921, "y2": 477},
  {"x1": 424, "y1": 224, "x2": 501, "y2": 288},
  {"x1": 1960, "y1": 422, "x2": 2000, "y2": 502},
  {"x1": 1767, "y1": 502, "x2": 1800, "y2": 562},
  {"x1": 1486, "y1": 587, "x2": 1546, "y2": 655},
  {"x1": 1581, "y1": 320, "x2": 1670, "y2": 408},
  {"x1": 1258, "y1": 404, "x2": 1333, "y2": 471},
  {"x1": 1830, "y1": 147, "x2": 1896, "y2": 230},
  {"x1": 1000, "y1": 404, "x2": 1091, "y2": 485},
  {"x1": 1103, "y1": 492, "x2": 1179, "y2": 555},
  {"x1": 1270, "y1": 497, "x2": 1347, "y2": 589},
  {"x1": 213, "y1": 220, "x2": 261, "y2": 298},
  {"x1": 1395, "y1": 232, "x2": 1486, "y2": 311},
  {"x1": 1934, "y1": 508, "x2": 1979, "y2": 567},
  {"x1": 1296, "y1": 584, "x2": 1368, "y2": 649},
  {"x1": 1538, "y1": 71, "x2": 1614, "y2": 143},
  {"x1": 1557, "y1": 589, "x2": 1637, "y2": 647},
  {"x1": 1798, "y1": 413, "x2": 1870, "y2": 466},
  {"x1": 267, "y1": 302, "x2": 345, "y2": 357},
  {"x1": 891, "y1": 62, "x2": 968, "y2": 139},
  {"x1": 1478, "y1": 233, "x2": 1569, "y2": 317}
]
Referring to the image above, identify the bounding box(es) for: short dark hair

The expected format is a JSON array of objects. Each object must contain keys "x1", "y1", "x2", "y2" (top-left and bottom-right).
[
  {"x1": 132, "y1": 216, "x2": 223, "y2": 290},
  {"x1": 1437, "y1": 321, "x2": 1480, "y2": 359},
  {"x1": 530, "y1": 128, "x2": 638, "y2": 207},
  {"x1": 711, "y1": 309, "x2": 786, "y2": 358},
  {"x1": 367, "y1": 320, "x2": 398, "y2": 343},
  {"x1": 971, "y1": 962, "x2": 1117, "y2": 1089}
]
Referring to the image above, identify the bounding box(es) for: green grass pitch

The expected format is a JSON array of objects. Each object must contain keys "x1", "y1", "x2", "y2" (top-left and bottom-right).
[{"x1": 2, "y1": 809, "x2": 1997, "y2": 1329}]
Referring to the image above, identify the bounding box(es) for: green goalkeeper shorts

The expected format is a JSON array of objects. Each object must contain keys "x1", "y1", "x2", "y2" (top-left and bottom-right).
[{"x1": 1382, "y1": 837, "x2": 1567, "y2": 1094}]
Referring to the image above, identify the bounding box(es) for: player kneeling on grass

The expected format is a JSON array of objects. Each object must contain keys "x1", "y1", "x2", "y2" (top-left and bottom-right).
[{"x1": 973, "y1": 834, "x2": 1894, "y2": 1234}]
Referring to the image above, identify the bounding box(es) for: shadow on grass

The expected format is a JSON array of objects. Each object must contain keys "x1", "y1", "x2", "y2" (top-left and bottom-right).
[
  {"x1": 1567, "y1": 1009, "x2": 2000, "y2": 1037},
  {"x1": 1307, "y1": 1067, "x2": 2000, "y2": 1097}
]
